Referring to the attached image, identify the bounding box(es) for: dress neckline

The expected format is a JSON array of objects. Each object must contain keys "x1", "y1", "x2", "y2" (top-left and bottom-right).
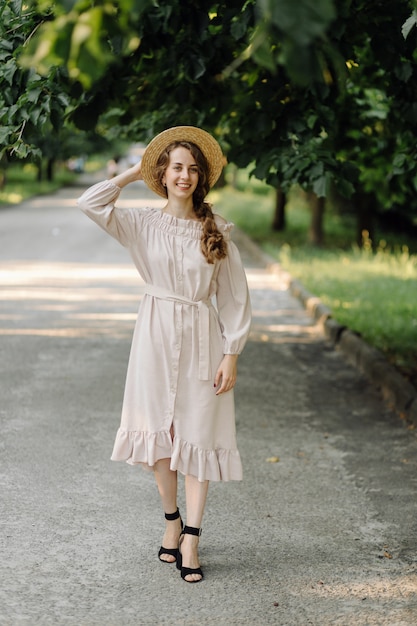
[
  {"x1": 161, "y1": 209, "x2": 200, "y2": 223},
  {"x1": 156, "y1": 208, "x2": 203, "y2": 229},
  {"x1": 142, "y1": 207, "x2": 233, "y2": 241}
]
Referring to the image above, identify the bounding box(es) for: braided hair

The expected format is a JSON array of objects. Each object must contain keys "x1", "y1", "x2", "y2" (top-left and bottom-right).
[{"x1": 154, "y1": 141, "x2": 227, "y2": 264}]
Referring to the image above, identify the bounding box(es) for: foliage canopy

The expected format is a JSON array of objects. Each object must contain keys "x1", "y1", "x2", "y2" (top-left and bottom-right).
[{"x1": 2, "y1": 0, "x2": 417, "y2": 229}]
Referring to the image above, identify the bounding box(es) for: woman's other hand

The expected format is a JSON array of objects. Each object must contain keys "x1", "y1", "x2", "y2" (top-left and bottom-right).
[{"x1": 214, "y1": 355, "x2": 238, "y2": 395}]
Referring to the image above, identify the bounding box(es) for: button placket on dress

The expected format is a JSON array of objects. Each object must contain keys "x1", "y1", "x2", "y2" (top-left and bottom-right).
[{"x1": 169, "y1": 235, "x2": 184, "y2": 418}]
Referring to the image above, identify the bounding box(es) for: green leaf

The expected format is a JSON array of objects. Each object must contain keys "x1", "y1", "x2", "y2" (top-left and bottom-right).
[
  {"x1": 297, "y1": 157, "x2": 311, "y2": 172},
  {"x1": 402, "y1": 11, "x2": 417, "y2": 39},
  {"x1": 252, "y1": 32, "x2": 276, "y2": 72},
  {"x1": 260, "y1": 0, "x2": 336, "y2": 46},
  {"x1": 395, "y1": 62, "x2": 413, "y2": 83},
  {"x1": 312, "y1": 173, "x2": 328, "y2": 197},
  {"x1": 392, "y1": 153, "x2": 406, "y2": 168},
  {"x1": 11, "y1": 0, "x2": 23, "y2": 16},
  {"x1": 231, "y1": 14, "x2": 249, "y2": 40},
  {"x1": 309, "y1": 161, "x2": 324, "y2": 177},
  {"x1": 54, "y1": 92, "x2": 69, "y2": 108},
  {"x1": 307, "y1": 114, "x2": 318, "y2": 129},
  {"x1": 0, "y1": 126, "x2": 11, "y2": 144},
  {"x1": 6, "y1": 104, "x2": 19, "y2": 122},
  {"x1": 0, "y1": 40, "x2": 14, "y2": 53},
  {"x1": 12, "y1": 143, "x2": 31, "y2": 159},
  {"x1": 26, "y1": 86, "x2": 43, "y2": 104},
  {"x1": 29, "y1": 107, "x2": 43, "y2": 125},
  {"x1": 337, "y1": 178, "x2": 355, "y2": 199},
  {"x1": 188, "y1": 55, "x2": 206, "y2": 81},
  {"x1": 3, "y1": 59, "x2": 17, "y2": 85}
]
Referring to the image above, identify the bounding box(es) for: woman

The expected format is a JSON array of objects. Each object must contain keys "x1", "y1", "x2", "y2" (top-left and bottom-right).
[{"x1": 78, "y1": 126, "x2": 251, "y2": 583}]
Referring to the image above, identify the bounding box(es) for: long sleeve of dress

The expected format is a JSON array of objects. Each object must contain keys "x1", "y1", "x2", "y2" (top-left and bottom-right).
[
  {"x1": 77, "y1": 180, "x2": 139, "y2": 247},
  {"x1": 216, "y1": 237, "x2": 252, "y2": 355}
]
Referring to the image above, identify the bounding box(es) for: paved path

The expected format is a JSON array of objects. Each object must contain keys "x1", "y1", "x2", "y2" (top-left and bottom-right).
[{"x1": 1, "y1": 176, "x2": 416, "y2": 625}]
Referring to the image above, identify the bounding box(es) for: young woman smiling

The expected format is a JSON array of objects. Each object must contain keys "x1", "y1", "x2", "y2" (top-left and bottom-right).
[{"x1": 78, "y1": 126, "x2": 251, "y2": 583}]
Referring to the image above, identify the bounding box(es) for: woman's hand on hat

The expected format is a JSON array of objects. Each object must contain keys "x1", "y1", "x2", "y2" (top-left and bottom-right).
[
  {"x1": 214, "y1": 355, "x2": 238, "y2": 395},
  {"x1": 131, "y1": 160, "x2": 143, "y2": 181},
  {"x1": 109, "y1": 161, "x2": 142, "y2": 188}
]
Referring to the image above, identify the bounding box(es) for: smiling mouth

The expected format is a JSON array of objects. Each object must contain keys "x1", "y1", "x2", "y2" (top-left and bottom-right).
[{"x1": 177, "y1": 183, "x2": 191, "y2": 189}]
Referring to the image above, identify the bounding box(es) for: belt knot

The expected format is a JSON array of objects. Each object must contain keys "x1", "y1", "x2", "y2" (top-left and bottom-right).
[{"x1": 144, "y1": 284, "x2": 212, "y2": 381}]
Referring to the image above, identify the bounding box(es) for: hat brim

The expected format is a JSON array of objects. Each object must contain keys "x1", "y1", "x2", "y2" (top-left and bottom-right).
[{"x1": 141, "y1": 126, "x2": 225, "y2": 198}]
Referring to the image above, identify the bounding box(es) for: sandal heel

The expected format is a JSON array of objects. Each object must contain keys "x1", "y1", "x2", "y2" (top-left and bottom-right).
[
  {"x1": 158, "y1": 508, "x2": 183, "y2": 564},
  {"x1": 177, "y1": 525, "x2": 203, "y2": 583}
]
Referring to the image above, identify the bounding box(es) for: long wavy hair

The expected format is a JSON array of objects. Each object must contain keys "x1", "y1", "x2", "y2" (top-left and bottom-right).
[{"x1": 154, "y1": 140, "x2": 227, "y2": 264}]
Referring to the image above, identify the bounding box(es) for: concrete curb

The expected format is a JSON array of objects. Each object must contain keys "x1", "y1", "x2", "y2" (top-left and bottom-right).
[{"x1": 237, "y1": 229, "x2": 417, "y2": 427}]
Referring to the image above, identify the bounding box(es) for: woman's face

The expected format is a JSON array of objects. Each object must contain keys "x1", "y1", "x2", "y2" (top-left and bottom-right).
[{"x1": 162, "y1": 146, "x2": 199, "y2": 200}]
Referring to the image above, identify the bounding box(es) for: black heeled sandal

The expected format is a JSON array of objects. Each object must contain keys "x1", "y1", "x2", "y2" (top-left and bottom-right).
[
  {"x1": 158, "y1": 508, "x2": 183, "y2": 563},
  {"x1": 176, "y1": 525, "x2": 204, "y2": 583}
]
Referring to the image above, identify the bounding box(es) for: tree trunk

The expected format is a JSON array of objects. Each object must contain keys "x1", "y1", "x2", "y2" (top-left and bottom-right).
[
  {"x1": 37, "y1": 160, "x2": 43, "y2": 182},
  {"x1": 271, "y1": 187, "x2": 286, "y2": 231},
  {"x1": 230, "y1": 165, "x2": 238, "y2": 189},
  {"x1": 308, "y1": 193, "x2": 325, "y2": 245},
  {"x1": 0, "y1": 154, "x2": 8, "y2": 190},
  {"x1": 214, "y1": 167, "x2": 226, "y2": 189},
  {"x1": 46, "y1": 158, "x2": 54, "y2": 182},
  {"x1": 354, "y1": 192, "x2": 375, "y2": 247}
]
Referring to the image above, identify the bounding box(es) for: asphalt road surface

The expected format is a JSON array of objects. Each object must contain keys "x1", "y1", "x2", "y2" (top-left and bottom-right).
[{"x1": 1, "y1": 174, "x2": 416, "y2": 625}]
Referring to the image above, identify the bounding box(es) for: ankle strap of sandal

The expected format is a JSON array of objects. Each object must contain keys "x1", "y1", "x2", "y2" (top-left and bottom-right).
[
  {"x1": 182, "y1": 525, "x2": 202, "y2": 537},
  {"x1": 164, "y1": 508, "x2": 181, "y2": 521}
]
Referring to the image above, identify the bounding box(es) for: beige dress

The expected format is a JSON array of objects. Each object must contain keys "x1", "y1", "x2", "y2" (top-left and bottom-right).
[{"x1": 78, "y1": 180, "x2": 251, "y2": 482}]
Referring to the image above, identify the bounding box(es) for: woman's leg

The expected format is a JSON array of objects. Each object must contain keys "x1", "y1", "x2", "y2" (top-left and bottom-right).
[
  {"x1": 154, "y1": 458, "x2": 182, "y2": 562},
  {"x1": 181, "y1": 474, "x2": 209, "y2": 582}
]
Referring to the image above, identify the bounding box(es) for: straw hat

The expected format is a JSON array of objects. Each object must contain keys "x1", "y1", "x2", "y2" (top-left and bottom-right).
[{"x1": 141, "y1": 126, "x2": 225, "y2": 197}]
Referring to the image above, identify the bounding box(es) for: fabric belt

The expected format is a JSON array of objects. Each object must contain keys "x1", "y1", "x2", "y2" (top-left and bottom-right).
[{"x1": 144, "y1": 284, "x2": 212, "y2": 381}]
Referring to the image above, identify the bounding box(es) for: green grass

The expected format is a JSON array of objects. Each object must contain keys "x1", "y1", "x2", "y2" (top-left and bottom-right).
[
  {"x1": 0, "y1": 163, "x2": 78, "y2": 206},
  {"x1": 277, "y1": 245, "x2": 417, "y2": 374},
  {"x1": 0, "y1": 157, "x2": 109, "y2": 206},
  {"x1": 210, "y1": 170, "x2": 417, "y2": 387}
]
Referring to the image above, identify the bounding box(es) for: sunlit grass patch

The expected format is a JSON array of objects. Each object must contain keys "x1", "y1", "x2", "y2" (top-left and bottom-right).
[
  {"x1": 0, "y1": 163, "x2": 76, "y2": 206},
  {"x1": 276, "y1": 244, "x2": 417, "y2": 373}
]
